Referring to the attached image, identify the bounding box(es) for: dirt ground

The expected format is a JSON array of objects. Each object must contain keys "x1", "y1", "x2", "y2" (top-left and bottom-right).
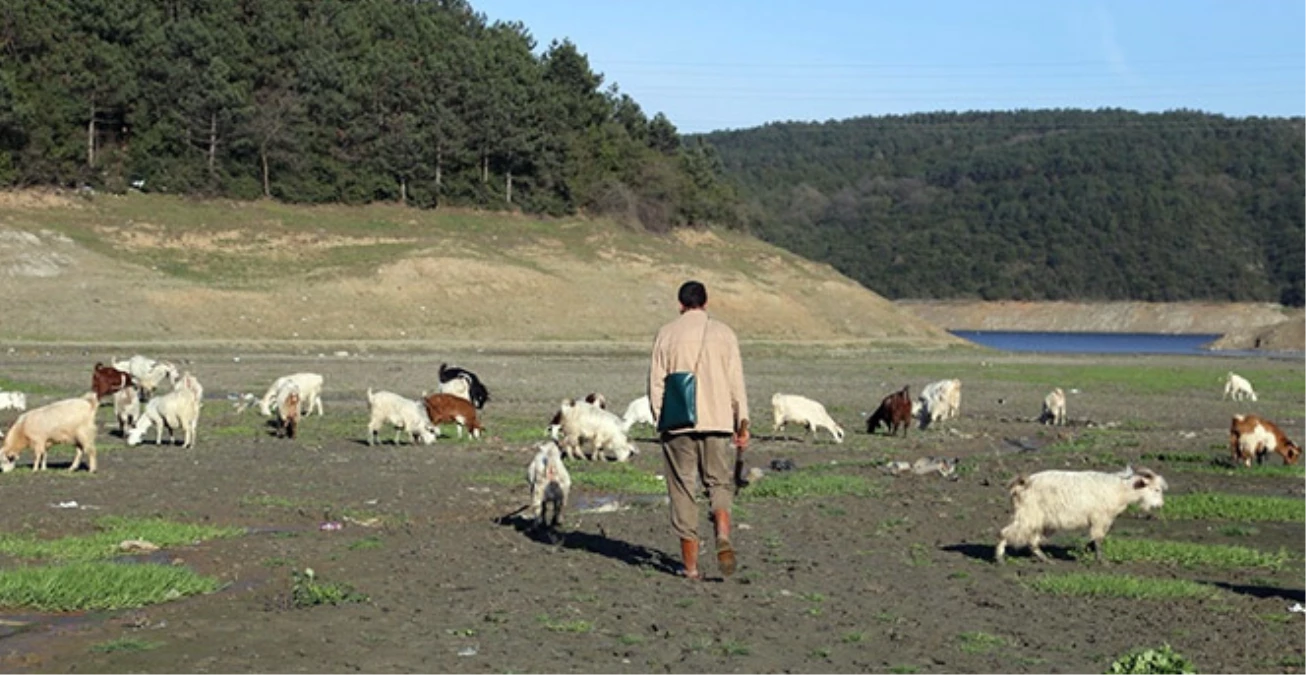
[{"x1": 0, "y1": 345, "x2": 1302, "y2": 674}]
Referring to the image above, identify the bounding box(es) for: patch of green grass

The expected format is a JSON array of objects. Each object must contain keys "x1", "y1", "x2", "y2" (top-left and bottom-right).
[
  {"x1": 1026, "y1": 573, "x2": 1218, "y2": 600},
  {"x1": 874, "y1": 516, "x2": 909, "y2": 537},
  {"x1": 888, "y1": 666, "x2": 918, "y2": 674},
  {"x1": 907, "y1": 543, "x2": 933, "y2": 567},
  {"x1": 0, "y1": 378, "x2": 60, "y2": 396},
  {"x1": 347, "y1": 537, "x2": 383, "y2": 551},
  {"x1": 0, "y1": 562, "x2": 220, "y2": 611},
  {"x1": 810, "y1": 647, "x2": 831, "y2": 659},
  {"x1": 618, "y1": 633, "x2": 645, "y2": 646},
  {"x1": 741, "y1": 471, "x2": 879, "y2": 500},
  {"x1": 948, "y1": 571, "x2": 970, "y2": 580},
  {"x1": 842, "y1": 632, "x2": 865, "y2": 643},
  {"x1": 1094, "y1": 537, "x2": 1289, "y2": 570},
  {"x1": 289, "y1": 568, "x2": 367, "y2": 607},
  {"x1": 1160, "y1": 494, "x2": 1304, "y2": 522},
  {"x1": 91, "y1": 637, "x2": 164, "y2": 654},
  {"x1": 0, "y1": 516, "x2": 243, "y2": 562},
  {"x1": 568, "y1": 463, "x2": 666, "y2": 494},
  {"x1": 1107, "y1": 644, "x2": 1196, "y2": 674},
  {"x1": 1217, "y1": 524, "x2": 1259, "y2": 537},
  {"x1": 1140, "y1": 452, "x2": 1207, "y2": 464},
  {"x1": 262, "y1": 556, "x2": 293, "y2": 568},
  {"x1": 720, "y1": 640, "x2": 751, "y2": 656},
  {"x1": 536, "y1": 614, "x2": 593, "y2": 633},
  {"x1": 957, "y1": 631, "x2": 1006, "y2": 654}
]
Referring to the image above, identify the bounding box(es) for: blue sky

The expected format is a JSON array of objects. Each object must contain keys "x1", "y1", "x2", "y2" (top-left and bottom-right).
[{"x1": 474, "y1": 0, "x2": 1306, "y2": 134}]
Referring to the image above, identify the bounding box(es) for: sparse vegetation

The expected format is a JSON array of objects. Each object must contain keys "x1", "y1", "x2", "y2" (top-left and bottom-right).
[
  {"x1": 1160, "y1": 494, "x2": 1304, "y2": 522},
  {"x1": 0, "y1": 517, "x2": 243, "y2": 562},
  {"x1": 0, "y1": 562, "x2": 220, "y2": 611},
  {"x1": 1107, "y1": 644, "x2": 1196, "y2": 674},
  {"x1": 1027, "y1": 573, "x2": 1218, "y2": 600},
  {"x1": 536, "y1": 614, "x2": 593, "y2": 633},
  {"x1": 289, "y1": 568, "x2": 368, "y2": 608},
  {"x1": 957, "y1": 631, "x2": 1006, "y2": 654},
  {"x1": 1094, "y1": 538, "x2": 1289, "y2": 569}
]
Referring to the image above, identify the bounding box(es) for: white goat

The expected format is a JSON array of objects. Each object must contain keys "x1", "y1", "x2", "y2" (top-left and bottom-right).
[
  {"x1": 620, "y1": 395, "x2": 655, "y2": 434},
  {"x1": 1222, "y1": 371, "x2": 1257, "y2": 402},
  {"x1": 127, "y1": 373, "x2": 203, "y2": 448},
  {"x1": 1040, "y1": 387, "x2": 1067, "y2": 426},
  {"x1": 112, "y1": 355, "x2": 180, "y2": 398},
  {"x1": 527, "y1": 440, "x2": 572, "y2": 529},
  {"x1": 113, "y1": 385, "x2": 141, "y2": 437},
  {"x1": 771, "y1": 393, "x2": 844, "y2": 443},
  {"x1": 554, "y1": 398, "x2": 638, "y2": 462},
  {"x1": 995, "y1": 466, "x2": 1168, "y2": 564},
  {"x1": 259, "y1": 373, "x2": 324, "y2": 417},
  {"x1": 1, "y1": 392, "x2": 99, "y2": 473},
  {"x1": 366, "y1": 389, "x2": 437, "y2": 446},
  {"x1": 0, "y1": 391, "x2": 27, "y2": 412},
  {"x1": 916, "y1": 378, "x2": 962, "y2": 429}
]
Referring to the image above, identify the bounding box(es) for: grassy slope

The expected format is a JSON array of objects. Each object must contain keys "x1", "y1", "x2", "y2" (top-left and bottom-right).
[{"x1": 0, "y1": 190, "x2": 962, "y2": 346}]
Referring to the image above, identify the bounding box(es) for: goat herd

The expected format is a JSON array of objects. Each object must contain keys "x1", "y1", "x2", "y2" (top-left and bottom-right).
[{"x1": 0, "y1": 355, "x2": 1300, "y2": 565}]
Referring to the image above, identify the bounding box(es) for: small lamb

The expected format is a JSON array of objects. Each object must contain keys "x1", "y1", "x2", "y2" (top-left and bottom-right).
[{"x1": 526, "y1": 440, "x2": 572, "y2": 529}]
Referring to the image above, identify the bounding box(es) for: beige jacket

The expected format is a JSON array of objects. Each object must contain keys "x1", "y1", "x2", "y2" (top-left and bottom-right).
[{"x1": 648, "y1": 309, "x2": 749, "y2": 435}]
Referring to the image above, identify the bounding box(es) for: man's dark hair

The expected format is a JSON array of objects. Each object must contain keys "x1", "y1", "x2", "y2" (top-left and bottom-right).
[{"x1": 678, "y1": 281, "x2": 707, "y2": 309}]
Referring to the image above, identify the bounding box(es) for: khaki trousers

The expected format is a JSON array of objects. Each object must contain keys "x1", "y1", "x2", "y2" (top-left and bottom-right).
[{"x1": 661, "y1": 432, "x2": 734, "y2": 541}]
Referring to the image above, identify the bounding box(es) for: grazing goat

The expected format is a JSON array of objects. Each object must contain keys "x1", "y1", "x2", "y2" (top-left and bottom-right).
[
  {"x1": 367, "y1": 389, "x2": 437, "y2": 446},
  {"x1": 915, "y1": 378, "x2": 962, "y2": 429},
  {"x1": 113, "y1": 385, "x2": 140, "y2": 437},
  {"x1": 1, "y1": 392, "x2": 99, "y2": 473},
  {"x1": 772, "y1": 393, "x2": 844, "y2": 443},
  {"x1": 127, "y1": 373, "x2": 203, "y2": 449},
  {"x1": 423, "y1": 393, "x2": 484, "y2": 440},
  {"x1": 1040, "y1": 387, "x2": 1067, "y2": 426},
  {"x1": 1222, "y1": 372, "x2": 1258, "y2": 402},
  {"x1": 527, "y1": 440, "x2": 572, "y2": 529},
  {"x1": 995, "y1": 466, "x2": 1167, "y2": 564},
  {"x1": 552, "y1": 398, "x2": 638, "y2": 461},
  {"x1": 91, "y1": 362, "x2": 133, "y2": 400},
  {"x1": 112, "y1": 355, "x2": 180, "y2": 399},
  {"x1": 620, "y1": 395, "x2": 655, "y2": 434},
  {"x1": 0, "y1": 391, "x2": 27, "y2": 412},
  {"x1": 438, "y1": 363, "x2": 490, "y2": 409},
  {"x1": 866, "y1": 386, "x2": 912, "y2": 437},
  {"x1": 259, "y1": 373, "x2": 324, "y2": 417},
  {"x1": 1229, "y1": 414, "x2": 1301, "y2": 467},
  {"x1": 277, "y1": 384, "x2": 300, "y2": 439},
  {"x1": 548, "y1": 393, "x2": 608, "y2": 440}
]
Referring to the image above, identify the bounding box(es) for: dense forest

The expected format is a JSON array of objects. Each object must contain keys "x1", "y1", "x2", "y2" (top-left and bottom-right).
[
  {"x1": 0, "y1": 0, "x2": 739, "y2": 231},
  {"x1": 698, "y1": 110, "x2": 1305, "y2": 306}
]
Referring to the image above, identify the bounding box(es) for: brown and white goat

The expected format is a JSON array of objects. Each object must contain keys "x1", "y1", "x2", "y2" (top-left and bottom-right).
[
  {"x1": 277, "y1": 385, "x2": 301, "y2": 439},
  {"x1": 1229, "y1": 414, "x2": 1301, "y2": 467},
  {"x1": 423, "y1": 393, "x2": 484, "y2": 440},
  {"x1": 1, "y1": 392, "x2": 99, "y2": 473},
  {"x1": 91, "y1": 362, "x2": 133, "y2": 400}
]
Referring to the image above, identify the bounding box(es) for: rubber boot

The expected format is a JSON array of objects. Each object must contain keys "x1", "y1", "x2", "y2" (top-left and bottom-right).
[
  {"x1": 680, "y1": 538, "x2": 701, "y2": 580},
  {"x1": 713, "y1": 509, "x2": 736, "y2": 577}
]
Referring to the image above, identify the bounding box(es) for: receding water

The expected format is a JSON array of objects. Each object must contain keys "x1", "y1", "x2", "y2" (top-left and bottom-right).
[{"x1": 951, "y1": 331, "x2": 1266, "y2": 356}]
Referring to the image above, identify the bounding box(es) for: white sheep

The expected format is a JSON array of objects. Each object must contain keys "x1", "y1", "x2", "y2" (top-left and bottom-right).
[
  {"x1": 127, "y1": 373, "x2": 203, "y2": 449},
  {"x1": 113, "y1": 385, "x2": 141, "y2": 437},
  {"x1": 995, "y1": 466, "x2": 1168, "y2": 564},
  {"x1": 554, "y1": 398, "x2": 638, "y2": 462},
  {"x1": 259, "y1": 373, "x2": 324, "y2": 417},
  {"x1": 1222, "y1": 371, "x2": 1257, "y2": 402},
  {"x1": 366, "y1": 389, "x2": 437, "y2": 446},
  {"x1": 916, "y1": 378, "x2": 962, "y2": 429},
  {"x1": 526, "y1": 440, "x2": 572, "y2": 528},
  {"x1": 620, "y1": 395, "x2": 655, "y2": 434},
  {"x1": 771, "y1": 393, "x2": 844, "y2": 443},
  {"x1": 0, "y1": 391, "x2": 27, "y2": 412},
  {"x1": 1, "y1": 392, "x2": 99, "y2": 473},
  {"x1": 1040, "y1": 387, "x2": 1067, "y2": 426}
]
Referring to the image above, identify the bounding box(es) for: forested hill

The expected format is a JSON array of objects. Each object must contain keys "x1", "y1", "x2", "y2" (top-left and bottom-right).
[
  {"x1": 0, "y1": 0, "x2": 737, "y2": 232},
  {"x1": 697, "y1": 110, "x2": 1304, "y2": 306}
]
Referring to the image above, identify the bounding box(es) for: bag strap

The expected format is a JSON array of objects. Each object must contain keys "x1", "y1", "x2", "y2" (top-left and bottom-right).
[{"x1": 692, "y1": 316, "x2": 711, "y2": 373}]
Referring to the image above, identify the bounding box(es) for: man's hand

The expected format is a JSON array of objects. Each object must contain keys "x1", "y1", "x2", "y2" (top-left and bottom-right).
[{"x1": 733, "y1": 419, "x2": 750, "y2": 451}]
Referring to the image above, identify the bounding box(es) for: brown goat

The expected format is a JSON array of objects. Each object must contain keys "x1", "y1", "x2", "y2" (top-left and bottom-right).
[
  {"x1": 1230, "y1": 414, "x2": 1301, "y2": 467},
  {"x1": 423, "y1": 393, "x2": 484, "y2": 440},
  {"x1": 278, "y1": 389, "x2": 301, "y2": 439},
  {"x1": 91, "y1": 362, "x2": 133, "y2": 401},
  {"x1": 866, "y1": 386, "x2": 912, "y2": 437}
]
